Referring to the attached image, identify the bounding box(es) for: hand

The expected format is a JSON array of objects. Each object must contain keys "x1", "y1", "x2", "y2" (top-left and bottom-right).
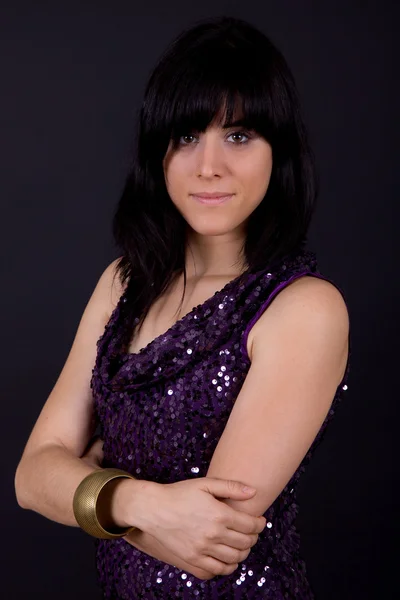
[
  {"x1": 124, "y1": 528, "x2": 218, "y2": 580},
  {"x1": 126, "y1": 477, "x2": 266, "y2": 579},
  {"x1": 80, "y1": 436, "x2": 104, "y2": 468}
]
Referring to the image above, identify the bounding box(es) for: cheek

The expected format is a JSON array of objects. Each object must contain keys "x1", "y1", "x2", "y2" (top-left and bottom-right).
[
  {"x1": 240, "y1": 153, "x2": 273, "y2": 190},
  {"x1": 164, "y1": 158, "x2": 187, "y2": 193}
]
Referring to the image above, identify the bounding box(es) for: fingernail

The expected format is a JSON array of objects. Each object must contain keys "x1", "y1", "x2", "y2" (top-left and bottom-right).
[{"x1": 242, "y1": 486, "x2": 256, "y2": 492}]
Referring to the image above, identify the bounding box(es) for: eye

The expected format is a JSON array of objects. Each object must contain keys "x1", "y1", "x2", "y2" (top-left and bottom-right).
[
  {"x1": 178, "y1": 134, "x2": 197, "y2": 145},
  {"x1": 227, "y1": 130, "x2": 252, "y2": 144}
]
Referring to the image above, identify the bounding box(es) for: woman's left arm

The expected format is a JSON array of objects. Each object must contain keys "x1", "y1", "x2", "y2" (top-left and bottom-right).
[{"x1": 206, "y1": 277, "x2": 349, "y2": 519}]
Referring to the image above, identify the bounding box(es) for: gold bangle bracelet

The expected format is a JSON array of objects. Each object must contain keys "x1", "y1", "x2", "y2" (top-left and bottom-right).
[{"x1": 73, "y1": 468, "x2": 137, "y2": 539}]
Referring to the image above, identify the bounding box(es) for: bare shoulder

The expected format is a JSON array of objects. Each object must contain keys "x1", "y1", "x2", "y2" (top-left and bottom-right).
[
  {"x1": 250, "y1": 275, "x2": 349, "y2": 357},
  {"x1": 263, "y1": 274, "x2": 347, "y2": 318},
  {"x1": 101, "y1": 256, "x2": 127, "y2": 317}
]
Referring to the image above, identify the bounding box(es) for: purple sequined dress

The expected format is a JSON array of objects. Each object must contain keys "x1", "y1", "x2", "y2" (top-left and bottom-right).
[{"x1": 90, "y1": 247, "x2": 351, "y2": 599}]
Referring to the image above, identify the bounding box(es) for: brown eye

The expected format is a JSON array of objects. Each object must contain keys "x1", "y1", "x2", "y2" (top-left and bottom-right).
[
  {"x1": 179, "y1": 134, "x2": 197, "y2": 145},
  {"x1": 228, "y1": 130, "x2": 251, "y2": 144}
]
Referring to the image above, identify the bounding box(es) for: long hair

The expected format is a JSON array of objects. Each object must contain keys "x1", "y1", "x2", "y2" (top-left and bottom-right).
[{"x1": 112, "y1": 15, "x2": 319, "y2": 349}]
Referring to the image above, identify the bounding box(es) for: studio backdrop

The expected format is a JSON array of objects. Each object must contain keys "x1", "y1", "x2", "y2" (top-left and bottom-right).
[{"x1": 1, "y1": 1, "x2": 397, "y2": 599}]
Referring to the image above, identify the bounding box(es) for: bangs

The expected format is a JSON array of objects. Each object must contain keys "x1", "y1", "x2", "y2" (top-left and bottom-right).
[
  {"x1": 168, "y1": 85, "x2": 275, "y2": 148},
  {"x1": 142, "y1": 30, "x2": 282, "y2": 158},
  {"x1": 168, "y1": 65, "x2": 276, "y2": 145}
]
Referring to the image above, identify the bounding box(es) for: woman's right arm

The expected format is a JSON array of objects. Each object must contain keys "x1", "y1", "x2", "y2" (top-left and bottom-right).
[
  {"x1": 14, "y1": 259, "x2": 265, "y2": 580},
  {"x1": 13, "y1": 258, "x2": 151, "y2": 528}
]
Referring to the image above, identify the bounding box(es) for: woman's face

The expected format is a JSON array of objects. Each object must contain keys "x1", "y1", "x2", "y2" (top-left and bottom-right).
[{"x1": 163, "y1": 116, "x2": 273, "y2": 238}]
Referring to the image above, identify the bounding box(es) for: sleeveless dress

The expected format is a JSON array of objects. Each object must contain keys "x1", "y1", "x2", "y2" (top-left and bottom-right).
[{"x1": 90, "y1": 247, "x2": 351, "y2": 599}]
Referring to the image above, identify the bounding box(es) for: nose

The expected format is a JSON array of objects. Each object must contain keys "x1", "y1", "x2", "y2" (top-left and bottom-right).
[{"x1": 195, "y1": 135, "x2": 225, "y2": 177}]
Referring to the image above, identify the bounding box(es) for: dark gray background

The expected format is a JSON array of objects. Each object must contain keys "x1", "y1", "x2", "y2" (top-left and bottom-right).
[{"x1": 2, "y1": 1, "x2": 398, "y2": 598}]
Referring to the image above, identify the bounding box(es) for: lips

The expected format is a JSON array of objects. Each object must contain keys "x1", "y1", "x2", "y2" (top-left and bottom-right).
[
  {"x1": 192, "y1": 192, "x2": 233, "y2": 199},
  {"x1": 192, "y1": 194, "x2": 233, "y2": 205}
]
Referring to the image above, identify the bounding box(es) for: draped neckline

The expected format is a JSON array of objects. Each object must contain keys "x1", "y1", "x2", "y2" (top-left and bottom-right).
[
  {"x1": 92, "y1": 247, "x2": 317, "y2": 393},
  {"x1": 118, "y1": 269, "x2": 250, "y2": 361}
]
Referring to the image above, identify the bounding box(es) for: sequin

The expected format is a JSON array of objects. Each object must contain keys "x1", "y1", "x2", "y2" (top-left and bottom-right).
[{"x1": 90, "y1": 247, "x2": 351, "y2": 599}]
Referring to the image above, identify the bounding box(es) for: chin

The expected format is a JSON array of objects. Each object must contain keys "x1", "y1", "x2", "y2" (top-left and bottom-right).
[{"x1": 188, "y1": 220, "x2": 237, "y2": 236}]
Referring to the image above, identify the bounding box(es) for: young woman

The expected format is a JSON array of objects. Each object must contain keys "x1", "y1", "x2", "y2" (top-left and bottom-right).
[{"x1": 15, "y1": 15, "x2": 350, "y2": 599}]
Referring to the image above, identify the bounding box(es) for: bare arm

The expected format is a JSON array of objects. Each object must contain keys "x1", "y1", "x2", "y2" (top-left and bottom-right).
[
  {"x1": 206, "y1": 277, "x2": 350, "y2": 518},
  {"x1": 13, "y1": 258, "x2": 152, "y2": 529},
  {"x1": 15, "y1": 441, "x2": 154, "y2": 530}
]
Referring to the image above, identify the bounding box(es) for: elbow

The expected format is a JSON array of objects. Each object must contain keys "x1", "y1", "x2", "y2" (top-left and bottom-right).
[{"x1": 14, "y1": 462, "x2": 29, "y2": 509}]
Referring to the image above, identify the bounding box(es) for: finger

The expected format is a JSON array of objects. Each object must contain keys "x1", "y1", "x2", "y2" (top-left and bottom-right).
[
  {"x1": 225, "y1": 508, "x2": 266, "y2": 535},
  {"x1": 208, "y1": 543, "x2": 250, "y2": 565},
  {"x1": 220, "y1": 530, "x2": 259, "y2": 551},
  {"x1": 197, "y1": 554, "x2": 239, "y2": 578},
  {"x1": 82, "y1": 435, "x2": 102, "y2": 455},
  {"x1": 201, "y1": 477, "x2": 257, "y2": 500},
  {"x1": 91, "y1": 437, "x2": 104, "y2": 451},
  {"x1": 81, "y1": 438, "x2": 104, "y2": 466}
]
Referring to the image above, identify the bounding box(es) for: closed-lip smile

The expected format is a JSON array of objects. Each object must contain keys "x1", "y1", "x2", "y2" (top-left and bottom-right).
[{"x1": 191, "y1": 192, "x2": 233, "y2": 198}]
